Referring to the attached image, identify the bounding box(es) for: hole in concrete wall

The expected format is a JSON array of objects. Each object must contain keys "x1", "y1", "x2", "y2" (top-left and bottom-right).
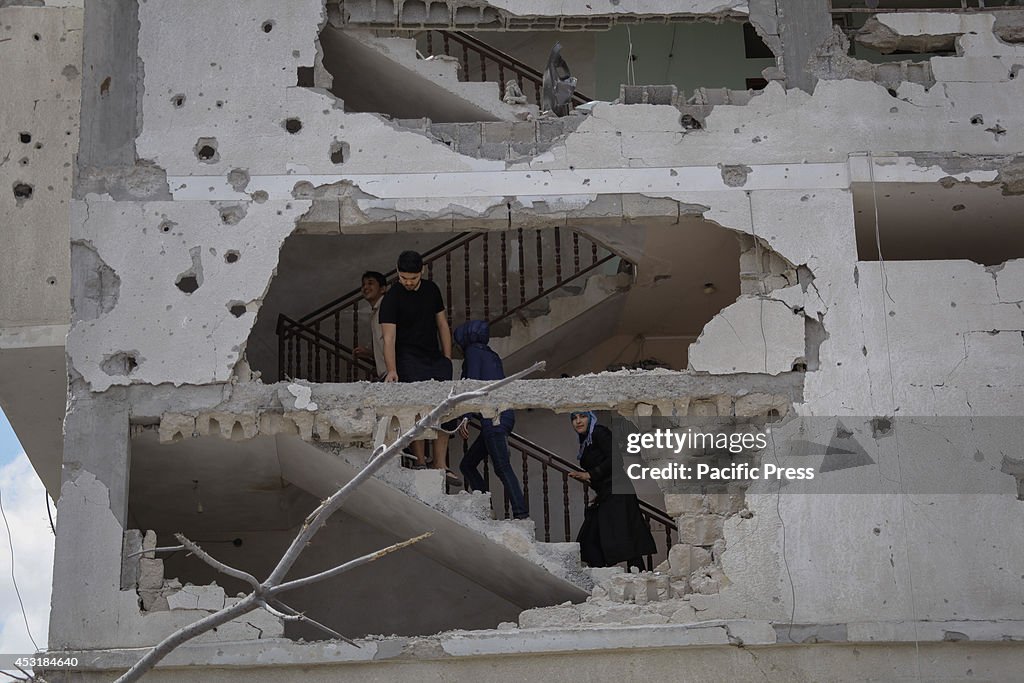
[
  {"x1": 248, "y1": 222, "x2": 745, "y2": 382},
  {"x1": 195, "y1": 138, "x2": 219, "y2": 163},
  {"x1": 971, "y1": 115, "x2": 984, "y2": 125},
  {"x1": 32, "y1": 33, "x2": 41, "y2": 41},
  {"x1": 297, "y1": 66, "x2": 315, "y2": 87},
  {"x1": 262, "y1": 20, "x2": 275, "y2": 33},
  {"x1": 172, "y1": 94, "x2": 186, "y2": 108},
  {"x1": 18, "y1": 157, "x2": 29, "y2": 167},
  {"x1": 159, "y1": 220, "x2": 177, "y2": 234},
  {"x1": 284, "y1": 118, "x2": 303, "y2": 134},
  {"x1": 100, "y1": 76, "x2": 111, "y2": 97},
  {"x1": 228, "y1": 303, "x2": 248, "y2": 318},
  {"x1": 33, "y1": 142, "x2": 42, "y2": 150},
  {"x1": 19, "y1": 132, "x2": 31, "y2": 144},
  {"x1": 251, "y1": 190, "x2": 269, "y2": 204},
  {"x1": 224, "y1": 250, "x2": 240, "y2": 264},
  {"x1": 12, "y1": 182, "x2": 33, "y2": 203},
  {"x1": 329, "y1": 140, "x2": 349, "y2": 164},
  {"x1": 176, "y1": 275, "x2": 200, "y2": 294},
  {"x1": 854, "y1": 181, "x2": 1024, "y2": 265},
  {"x1": 101, "y1": 351, "x2": 139, "y2": 376},
  {"x1": 46, "y1": 276, "x2": 57, "y2": 286}
]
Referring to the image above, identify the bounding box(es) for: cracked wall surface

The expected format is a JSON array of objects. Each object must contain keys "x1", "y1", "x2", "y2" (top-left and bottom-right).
[{"x1": 26, "y1": 0, "x2": 1024, "y2": 670}]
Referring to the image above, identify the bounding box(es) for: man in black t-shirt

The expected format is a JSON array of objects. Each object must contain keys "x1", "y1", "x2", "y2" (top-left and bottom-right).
[{"x1": 379, "y1": 250, "x2": 458, "y2": 482}]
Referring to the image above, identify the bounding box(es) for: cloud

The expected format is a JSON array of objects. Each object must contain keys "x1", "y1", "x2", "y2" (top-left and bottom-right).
[{"x1": 0, "y1": 453, "x2": 54, "y2": 657}]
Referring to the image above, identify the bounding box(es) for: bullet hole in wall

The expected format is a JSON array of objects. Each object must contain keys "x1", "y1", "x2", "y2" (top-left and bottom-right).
[
  {"x1": 172, "y1": 94, "x2": 186, "y2": 108},
  {"x1": 219, "y1": 205, "x2": 247, "y2": 225},
  {"x1": 285, "y1": 118, "x2": 302, "y2": 134},
  {"x1": 13, "y1": 183, "x2": 33, "y2": 202},
  {"x1": 159, "y1": 220, "x2": 176, "y2": 234},
  {"x1": 100, "y1": 76, "x2": 111, "y2": 97},
  {"x1": 176, "y1": 275, "x2": 200, "y2": 294},
  {"x1": 971, "y1": 114, "x2": 984, "y2": 125},
  {"x1": 228, "y1": 303, "x2": 247, "y2": 318},
  {"x1": 100, "y1": 351, "x2": 139, "y2": 377},
  {"x1": 330, "y1": 140, "x2": 349, "y2": 165},
  {"x1": 19, "y1": 132, "x2": 31, "y2": 144},
  {"x1": 262, "y1": 20, "x2": 275, "y2": 33},
  {"x1": 195, "y1": 138, "x2": 219, "y2": 163},
  {"x1": 224, "y1": 250, "x2": 240, "y2": 264},
  {"x1": 32, "y1": 33, "x2": 40, "y2": 41}
]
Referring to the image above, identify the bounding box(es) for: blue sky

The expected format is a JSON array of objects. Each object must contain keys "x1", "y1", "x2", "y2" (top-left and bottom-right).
[
  {"x1": 0, "y1": 408, "x2": 24, "y2": 468},
  {"x1": 0, "y1": 406, "x2": 52, "y2": 658}
]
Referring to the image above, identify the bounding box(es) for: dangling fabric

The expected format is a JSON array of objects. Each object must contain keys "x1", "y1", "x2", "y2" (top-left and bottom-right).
[{"x1": 571, "y1": 411, "x2": 598, "y2": 461}]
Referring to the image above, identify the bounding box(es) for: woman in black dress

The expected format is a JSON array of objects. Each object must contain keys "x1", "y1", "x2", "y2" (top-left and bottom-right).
[{"x1": 567, "y1": 411, "x2": 657, "y2": 571}]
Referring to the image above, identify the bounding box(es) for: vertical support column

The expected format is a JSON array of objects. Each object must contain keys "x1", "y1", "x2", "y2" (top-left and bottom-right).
[{"x1": 49, "y1": 393, "x2": 132, "y2": 648}]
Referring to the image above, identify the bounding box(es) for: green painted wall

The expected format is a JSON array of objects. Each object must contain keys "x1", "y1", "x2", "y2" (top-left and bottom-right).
[{"x1": 594, "y1": 22, "x2": 777, "y2": 101}]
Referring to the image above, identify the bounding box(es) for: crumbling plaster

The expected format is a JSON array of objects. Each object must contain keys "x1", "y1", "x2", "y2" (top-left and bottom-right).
[
  {"x1": 67, "y1": 200, "x2": 309, "y2": 391},
  {"x1": 53, "y1": 0, "x2": 1024, "y2": 662}
]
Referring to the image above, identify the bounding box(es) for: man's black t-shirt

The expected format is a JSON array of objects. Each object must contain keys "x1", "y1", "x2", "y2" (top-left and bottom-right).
[{"x1": 378, "y1": 279, "x2": 446, "y2": 360}]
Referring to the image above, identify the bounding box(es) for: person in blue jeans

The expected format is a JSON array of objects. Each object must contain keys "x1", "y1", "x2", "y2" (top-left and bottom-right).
[{"x1": 453, "y1": 320, "x2": 529, "y2": 520}]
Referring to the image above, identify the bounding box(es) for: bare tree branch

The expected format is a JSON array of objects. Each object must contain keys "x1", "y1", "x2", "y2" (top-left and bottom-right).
[
  {"x1": 174, "y1": 534, "x2": 260, "y2": 590},
  {"x1": 261, "y1": 599, "x2": 357, "y2": 645},
  {"x1": 125, "y1": 545, "x2": 185, "y2": 559},
  {"x1": 269, "y1": 532, "x2": 432, "y2": 595},
  {"x1": 114, "y1": 361, "x2": 543, "y2": 683}
]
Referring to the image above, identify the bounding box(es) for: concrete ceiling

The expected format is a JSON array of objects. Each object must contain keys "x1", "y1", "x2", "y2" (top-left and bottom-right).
[
  {"x1": 129, "y1": 432, "x2": 314, "y2": 533},
  {"x1": 853, "y1": 181, "x2": 1024, "y2": 266}
]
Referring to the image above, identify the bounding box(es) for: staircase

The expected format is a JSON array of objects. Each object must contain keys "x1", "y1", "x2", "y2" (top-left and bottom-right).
[
  {"x1": 276, "y1": 434, "x2": 593, "y2": 606},
  {"x1": 274, "y1": 420, "x2": 678, "y2": 607},
  {"x1": 319, "y1": 26, "x2": 593, "y2": 123},
  {"x1": 277, "y1": 228, "x2": 628, "y2": 383},
  {"x1": 321, "y1": 27, "x2": 533, "y2": 122}
]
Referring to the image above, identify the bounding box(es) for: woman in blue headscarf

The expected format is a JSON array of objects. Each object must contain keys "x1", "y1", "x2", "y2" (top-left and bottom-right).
[{"x1": 568, "y1": 411, "x2": 657, "y2": 571}]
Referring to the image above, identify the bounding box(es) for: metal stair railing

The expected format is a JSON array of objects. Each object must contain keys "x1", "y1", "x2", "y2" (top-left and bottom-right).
[
  {"x1": 459, "y1": 420, "x2": 677, "y2": 569},
  {"x1": 277, "y1": 227, "x2": 620, "y2": 383},
  {"x1": 422, "y1": 30, "x2": 592, "y2": 110}
]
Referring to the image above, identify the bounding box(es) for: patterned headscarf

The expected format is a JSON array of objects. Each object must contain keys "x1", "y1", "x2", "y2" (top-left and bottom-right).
[{"x1": 570, "y1": 411, "x2": 598, "y2": 461}]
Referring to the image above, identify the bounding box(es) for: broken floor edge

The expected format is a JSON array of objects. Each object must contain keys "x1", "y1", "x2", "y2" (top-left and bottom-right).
[
  {"x1": 40, "y1": 618, "x2": 1024, "y2": 670},
  {"x1": 117, "y1": 370, "x2": 806, "y2": 423}
]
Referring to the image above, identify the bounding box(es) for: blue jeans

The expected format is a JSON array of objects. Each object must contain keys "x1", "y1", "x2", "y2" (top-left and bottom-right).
[{"x1": 460, "y1": 429, "x2": 528, "y2": 519}]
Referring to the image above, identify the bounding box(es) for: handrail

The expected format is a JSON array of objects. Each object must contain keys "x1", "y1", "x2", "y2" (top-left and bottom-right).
[
  {"x1": 435, "y1": 30, "x2": 592, "y2": 107},
  {"x1": 462, "y1": 419, "x2": 677, "y2": 564},
  {"x1": 278, "y1": 227, "x2": 627, "y2": 383},
  {"x1": 297, "y1": 233, "x2": 476, "y2": 326},
  {"x1": 489, "y1": 253, "x2": 615, "y2": 327},
  {"x1": 278, "y1": 313, "x2": 377, "y2": 379},
  {"x1": 504, "y1": 427, "x2": 677, "y2": 530}
]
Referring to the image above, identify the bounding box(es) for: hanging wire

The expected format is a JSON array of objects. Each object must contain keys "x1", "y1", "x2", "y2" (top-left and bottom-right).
[
  {"x1": 747, "y1": 190, "x2": 797, "y2": 640},
  {"x1": 0, "y1": 489, "x2": 39, "y2": 651},
  {"x1": 867, "y1": 152, "x2": 922, "y2": 682},
  {"x1": 45, "y1": 492, "x2": 55, "y2": 536}
]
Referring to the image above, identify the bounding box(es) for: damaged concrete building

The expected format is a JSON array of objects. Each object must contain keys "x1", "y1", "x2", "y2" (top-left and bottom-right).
[{"x1": 3, "y1": 0, "x2": 1024, "y2": 679}]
